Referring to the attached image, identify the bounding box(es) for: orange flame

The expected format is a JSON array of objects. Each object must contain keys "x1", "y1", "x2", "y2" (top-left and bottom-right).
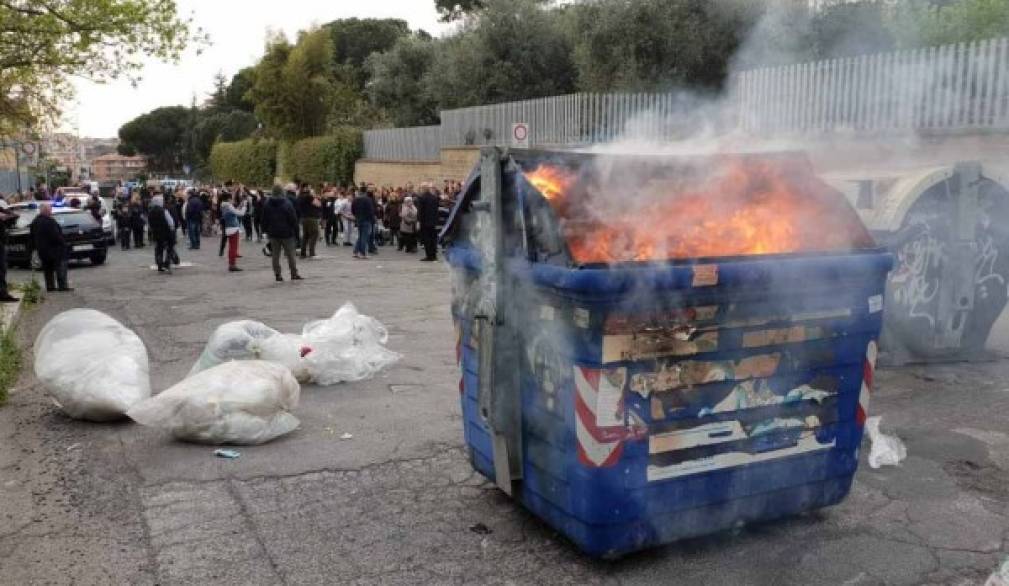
[
  {"x1": 525, "y1": 165, "x2": 575, "y2": 201},
  {"x1": 524, "y1": 157, "x2": 874, "y2": 264}
]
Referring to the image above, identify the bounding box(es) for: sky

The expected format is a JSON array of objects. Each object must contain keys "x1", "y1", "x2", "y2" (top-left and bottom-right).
[{"x1": 65, "y1": 0, "x2": 450, "y2": 138}]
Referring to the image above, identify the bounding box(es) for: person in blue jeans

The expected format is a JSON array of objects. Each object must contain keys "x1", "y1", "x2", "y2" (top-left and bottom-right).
[
  {"x1": 351, "y1": 188, "x2": 375, "y2": 259},
  {"x1": 184, "y1": 191, "x2": 204, "y2": 250}
]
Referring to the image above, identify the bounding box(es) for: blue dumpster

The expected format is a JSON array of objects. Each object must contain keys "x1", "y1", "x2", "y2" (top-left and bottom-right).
[{"x1": 444, "y1": 148, "x2": 892, "y2": 558}]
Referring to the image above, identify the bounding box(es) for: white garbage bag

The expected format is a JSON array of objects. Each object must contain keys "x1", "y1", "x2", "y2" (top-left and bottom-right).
[
  {"x1": 301, "y1": 303, "x2": 401, "y2": 385},
  {"x1": 866, "y1": 416, "x2": 907, "y2": 469},
  {"x1": 187, "y1": 305, "x2": 399, "y2": 387},
  {"x1": 256, "y1": 332, "x2": 312, "y2": 383},
  {"x1": 985, "y1": 558, "x2": 1009, "y2": 586},
  {"x1": 127, "y1": 360, "x2": 300, "y2": 445},
  {"x1": 188, "y1": 320, "x2": 282, "y2": 377},
  {"x1": 34, "y1": 309, "x2": 151, "y2": 422}
]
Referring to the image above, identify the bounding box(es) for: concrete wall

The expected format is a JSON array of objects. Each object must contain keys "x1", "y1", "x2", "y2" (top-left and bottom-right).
[
  {"x1": 439, "y1": 147, "x2": 481, "y2": 182},
  {"x1": 354, "y1": 147, "x2": 481, "y2": 187},
  {"x1": 354, "y1": 159, "x2": 441, "y2": 188}
]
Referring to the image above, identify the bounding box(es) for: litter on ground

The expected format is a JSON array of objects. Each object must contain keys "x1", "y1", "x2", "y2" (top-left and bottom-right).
[{"x1": 866, "y1": 416, "x2": 908, "y2": 469}]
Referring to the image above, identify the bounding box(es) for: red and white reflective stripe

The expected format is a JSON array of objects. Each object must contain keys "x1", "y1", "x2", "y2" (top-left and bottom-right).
[
  {"x1": 856, "y1": 340, "x2": 878, "y2": 427},
  {"x1": 574, "y1": 366, "x2": 624, "y2": 468}
]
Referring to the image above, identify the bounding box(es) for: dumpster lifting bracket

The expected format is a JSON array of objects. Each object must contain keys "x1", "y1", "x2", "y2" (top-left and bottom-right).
[{"x1": 474, "y1": 147, "x2": 523, "y2": 496}]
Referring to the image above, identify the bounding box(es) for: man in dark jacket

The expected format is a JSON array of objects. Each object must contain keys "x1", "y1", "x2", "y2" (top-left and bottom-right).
[
  {"x1": 322, "y1": 192, "x2": 337, "y2": 246},
  {"x1": 261, "y1": 186, "x2": 302, "y2": 282},
  {"x1": 148, "y1": 195, "x2": 176, "y2": 274},
  {"x1": 185, "y1": 191, "x2": 204, "y2": 249},
  {"x1": 0, "y1": 202, "x2": 19, "y2": 302},
  {"x1": 350, "y1": 188, "x2": 376, "y2": 259},
  {"x1": 29, "y1": 203, "x2": 71, "y2": 292},
  {"x1": 296, "y1": 188, "x2": 322, "y2": 258},
  {"x1": 415, "y1": 183, "x2": 440, "y2": 262}
]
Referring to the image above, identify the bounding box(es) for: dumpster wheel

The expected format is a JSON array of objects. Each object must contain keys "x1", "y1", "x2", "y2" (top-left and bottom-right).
[{"x1": 882, "y1": 177, "x2": 1009, "y2": 361}]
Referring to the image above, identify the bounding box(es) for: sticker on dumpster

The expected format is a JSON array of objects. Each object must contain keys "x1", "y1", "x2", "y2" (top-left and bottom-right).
[
  {"x1": 630, "y1": 353, "x2": 782, "y2": 396},
  {"x1": 692, "y1": 264, "x2": 719, "y2": 287},
  {"x1": 573, "y1": 308, "x2": 590, "y2": 329},
  {"x1": 603, "y1": 306, "x2": 720, "y2": 334},
  {"x1": 741, "y1": 325, "x2": 825, "y2": 348},
  {"x1": 649, "y1": 421, "x2": 747, "y2": 453},
  {"x1": 539, "y1": 305, "x2": 555, "y2": 321},
  {"x1": 700, "y1": 381, "x2": 834, "y2": 416},
  {"x1": 601, "y1": 330, "x2": 719, "y2": 363},
  {"x1": 646, "y1": 431, "x2": 834, "y2": 482},
  {"x1": 868, "y1": 295, "x2": 883, "y2": 314}
]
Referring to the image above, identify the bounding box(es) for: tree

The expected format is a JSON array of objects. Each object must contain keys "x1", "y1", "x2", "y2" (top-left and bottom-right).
[
  {"x1": 118, "y1": 106, "x2": 193, "y2": 173},
  {"x1": 890, "y1": 0, "x2": 1009, "y2": 48},
  {"x1": 0, "y1": 0, "x2": 205, "y2": 134},
  {"x1": 569, "y1": 0, "x2": 756, "y2": 91},
  {"x1": 424, "y1": 0, "x2": 577, "y2": 110},
  {"x1": 434, "y1": 0, "x2": 486, "y2": 21},
  {"x1": 810, "y1": 1, "x2": 896, "y2": 58},
  {"x1": 207, "y1": 71, "x2": 230, "y2": 112},
  {"x1": 192, "y1": 110, "x2": 258, "y2": 167},
  {"x1": 248, "y1": 29, "x2": 337, "y2": 141},
  {"x1": 224, "y1": 68, "x2": 256, "y2": 113},
  {"x1": 324, "y1": 18, "x2": 410, "y2": 91},
  {"x1": 366, "y1": 35, "x2": 440, "y2": 126}
]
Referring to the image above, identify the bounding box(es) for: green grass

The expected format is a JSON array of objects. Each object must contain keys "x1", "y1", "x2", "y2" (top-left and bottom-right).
[
  {"x1": 0, "y1": 326, "x2": 21, "y2": 406},
  {"x1": 18, "y1": 277, "x2": 42, "y2": 308}
]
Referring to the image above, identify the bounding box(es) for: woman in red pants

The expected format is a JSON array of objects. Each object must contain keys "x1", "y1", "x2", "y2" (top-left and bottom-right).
[{"x1": 219, "y1": 191, "x2": 248, "y2": 272}]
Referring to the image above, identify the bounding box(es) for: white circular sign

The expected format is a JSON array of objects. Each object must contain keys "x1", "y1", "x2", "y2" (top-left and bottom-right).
[{"x1": 513, "y1": 124, "x2": 528, "y2": 141}]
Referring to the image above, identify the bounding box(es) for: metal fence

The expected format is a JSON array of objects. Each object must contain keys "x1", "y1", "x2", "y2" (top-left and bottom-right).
[
  {"x1": 362, "y1": 37, "x2": 1009, "y2": 161},
  {"x1": 438, "y1": 93, "x2": 711, "y2": 148},
  {"x1": 0, "y1": 171, "x2": 32, "y2": 195},
  {"x1": 734, "y1": 37, "x2": 1009, "y2": 134},
  {"x1": 362, "y1": 125, "x2": 441, "y2": 161},
  {"x1": 364, "y1": 93, "x2": 703, "y2": 159}
]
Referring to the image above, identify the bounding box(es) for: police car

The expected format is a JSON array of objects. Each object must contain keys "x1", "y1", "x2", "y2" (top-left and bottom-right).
[
  {"x1": 60, "y1": 191, "x2": 115, "y2": 244},
  {"x1": 5, "y1": 202, "x2": 109, "y2": 269}
]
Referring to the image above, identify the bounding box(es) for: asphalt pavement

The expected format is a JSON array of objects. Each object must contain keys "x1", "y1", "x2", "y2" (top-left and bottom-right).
[{"x1": 1, "y1": 238, "x2": 1008, "y2": 585}]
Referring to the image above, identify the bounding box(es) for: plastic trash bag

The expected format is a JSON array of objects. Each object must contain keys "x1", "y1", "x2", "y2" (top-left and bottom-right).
[
  {"x1": 34, "y1": 309, "x2": 151, "y2": 422},
  {"x1": 301, "y1": 303, "x2": 401, "y2": 385},
  {"x1": 256, "y1": 333, "x2": 312, "y2": 383},
  {"x1": 188, "y1": 320, "x2": 282, "y2": 377},
  {"x1": 985, "y1": 558, "x2": 1009, "y2": 586},
  {"x1": 866, "y1": 416, "x2": 907, "y2": 469},
  {"x1": 187, "y1": 304, "x2": 399, "y2": 386},
  {"x1": 127, "y1": 360, "x2": 300, "y2": 445}
]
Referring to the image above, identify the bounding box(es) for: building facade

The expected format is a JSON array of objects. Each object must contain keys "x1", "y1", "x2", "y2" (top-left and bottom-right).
[{"x1": 91, "y1": 154, "x2": 147, "y2": 183}]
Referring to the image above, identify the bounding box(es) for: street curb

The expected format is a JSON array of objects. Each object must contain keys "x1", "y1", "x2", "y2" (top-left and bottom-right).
[{"x1": 0, "y1": 298, "x2": 23, "y2": 332}]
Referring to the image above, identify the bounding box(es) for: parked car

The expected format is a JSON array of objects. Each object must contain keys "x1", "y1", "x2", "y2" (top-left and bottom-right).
[
  {"x1": 5, "y1": 204, "x2": 108, "y2": 269},
  {"x1": 61, "y1": 191, "x2": 114, "y2": 244}
]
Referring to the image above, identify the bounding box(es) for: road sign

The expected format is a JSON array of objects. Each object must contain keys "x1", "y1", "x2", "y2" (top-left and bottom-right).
[{"x1": 511, "y1": 123, "x2": 530, "y2": 149}]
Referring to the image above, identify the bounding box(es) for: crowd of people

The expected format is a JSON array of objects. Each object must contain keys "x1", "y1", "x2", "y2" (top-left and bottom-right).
[{"x1": 107, "y1": 178, "x2": 463, "y2": 281}]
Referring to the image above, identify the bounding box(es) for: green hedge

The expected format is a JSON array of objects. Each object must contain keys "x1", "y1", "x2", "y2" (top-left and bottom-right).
[
  {"x1": 282, "y1": 128, "x2": 362, "y2": 186},
  {"x1": 209, "y1": 139, "x2": 278, "y2": 186}
]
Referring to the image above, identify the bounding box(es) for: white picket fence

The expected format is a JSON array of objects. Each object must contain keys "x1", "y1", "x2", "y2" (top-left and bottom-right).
[{"x1": 362, "y1": 37, "x2": 1009, "y2": 160}]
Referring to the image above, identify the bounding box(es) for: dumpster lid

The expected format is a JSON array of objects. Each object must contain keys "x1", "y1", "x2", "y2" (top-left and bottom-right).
[{"x1": 512, "y1": 150, "x2": 876, "y2": 265}]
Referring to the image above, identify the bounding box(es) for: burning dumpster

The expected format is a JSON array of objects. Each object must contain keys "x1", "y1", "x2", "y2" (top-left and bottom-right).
[{"x1": 443, "y1": 148, "x2": 892, "y2": 558}]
